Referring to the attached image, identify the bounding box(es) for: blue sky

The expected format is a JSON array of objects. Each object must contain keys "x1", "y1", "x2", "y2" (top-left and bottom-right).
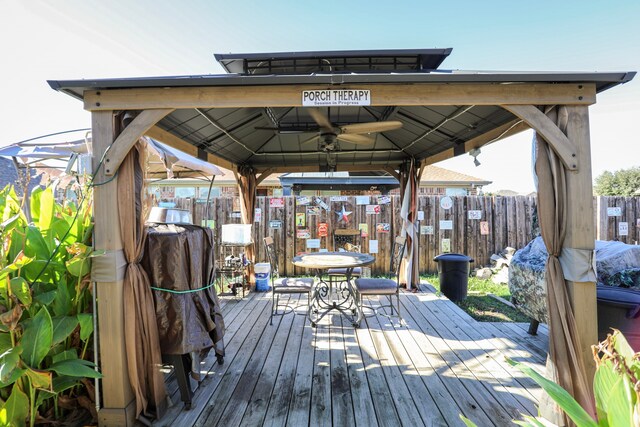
[{"x1": 1, "y1": 0, "x2": 638, "y2": 193}]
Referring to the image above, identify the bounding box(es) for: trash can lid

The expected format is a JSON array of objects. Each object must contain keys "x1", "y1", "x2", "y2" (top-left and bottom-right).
[
  {"x1": 597, "y1": 286, "x2": 640, "y2": 309},
  {"x1": 433, "y1": 253, "x2": 474, "y2": 262}
]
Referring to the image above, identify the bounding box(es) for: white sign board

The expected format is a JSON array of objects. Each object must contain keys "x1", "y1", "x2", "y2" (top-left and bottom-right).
[
  {"x1": 306, "y1": 239, "x2": 321, "y2": 249},
  {"x1": 439, "y1": 220, "x2": 453, "y2": 230},
  {"x1": 355, "y1": 195, "x2": 370, "y2": 205},
  {"x1": 369, "y1": 239, "x2": 379, "y2": 254},
  {"x1": 417, "y1": 211, "x2": 425, "y2": 221},
  {"x1": 619, "y1": 222, "x2": 629, "y2": 236},
  {"x1": 254, "y1": 208, "x2": 262, "y2": 223},
  {"x1": 468, "y1": 210, "x2": 482, "y2": 220},
  {"x1": 440, "y1": 196, "x2": 453, "y2": 210},
  {"x1": 302, "y1": 89, "x2": 371, "y2": 107},
  {"x1": 330, "y1": 196, "x2": 348, "y2": 202}
]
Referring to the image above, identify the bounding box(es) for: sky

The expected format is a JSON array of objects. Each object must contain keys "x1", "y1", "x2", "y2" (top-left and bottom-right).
[{"x1": 1, "y1": 0, "x2": 639, "y2": 194}]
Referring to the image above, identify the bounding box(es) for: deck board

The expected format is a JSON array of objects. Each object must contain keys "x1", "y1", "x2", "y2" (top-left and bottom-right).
[{"x1": 152, "y1": 286, "x2": 548, "y2": 427}]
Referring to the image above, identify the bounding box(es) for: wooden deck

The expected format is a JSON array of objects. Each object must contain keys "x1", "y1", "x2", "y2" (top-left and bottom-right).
[{"x1": 152, "y1": 286, "x2": 549, "y2": 427}]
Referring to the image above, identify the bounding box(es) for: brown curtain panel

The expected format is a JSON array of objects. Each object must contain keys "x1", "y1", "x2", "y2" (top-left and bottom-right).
[
  {"x1": 238, "y1": 165, "x2": 257, "y2": 278},
  {"x1": 535, "y1": 106, "x2": 596, "y2": 424},
  {"x1": 399, "y1": 160, "x2": 420, "y2": 288},
  {"x1": 118, "y1": 140, "x2": 167, "y2": 419}
]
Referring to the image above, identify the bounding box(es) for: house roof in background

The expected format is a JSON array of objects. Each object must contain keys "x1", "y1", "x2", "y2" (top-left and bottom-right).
[{"x1": 420, "y1": 165, "x2": 492, "y2": 186}]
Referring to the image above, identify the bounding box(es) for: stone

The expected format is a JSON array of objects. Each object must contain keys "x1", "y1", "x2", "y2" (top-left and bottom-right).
[
  {"x1": 475, "y1": 267, "x2": 493, "y2": 280},
  {"x1": 492, "y1": 267, "x2": 509, "y2": 284}
]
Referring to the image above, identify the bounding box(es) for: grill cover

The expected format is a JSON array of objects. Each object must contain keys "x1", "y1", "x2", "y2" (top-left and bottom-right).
[{"x1": 142, "y1": 223, "x2": 225, "y2": 359}]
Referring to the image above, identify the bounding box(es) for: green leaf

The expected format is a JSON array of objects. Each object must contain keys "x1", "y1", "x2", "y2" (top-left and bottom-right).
[
  {"x1": 20, "y1": 306, "x2": 53, "y2": 368},
  {"x1": 459, "y1": 415, "x2": 478, "y2": 427},
  {"x1": 0, "y1": 213, "x2": 21, "y2": 235},
  {"x1": 34, "y1": 290, "x2": 56, "y2": 306},
  {"x1": 51, "y1": 281, "x2": 72, "y2": 317},
  {"x1": 38, "y1": 187, "x2": 55, "y2": 232},
  {"x1": 30, "y1": 187, "x2": 43, "y2": 225},
  {"x1": 0, "y1": 384, "x2": 28, "y2": 427},
  {"x1": 9, "y1": 277, "x2": 31, "y2": 308},
  {"x1": 65, "y1": 256, "x2": 90, "y2": 278},
  {"x1": 605, "y1": 371, "x2": 634, "y2": 427},
  {"x1": 51, "y1": 348, "x2": 77, "y2": 364},
  {"x1": 52, "y1": 375, "x2": 80, "y2": 394},
  {"x1": 506, "y1": 358, "x2": 598, "y2": 427},
  {"x1": 77, "y1": 313, "x2": 93, "y2": 341},
  {"x1": 49, "y1": 358, "x2": 102, "y2": 379},
  {"x1": 0, "y1": 346, "x2": 23, "y2": 385},
  {"x1": 35, "y1": 389, "x2": 56, "y2": 411},
  {"x1": 611, "y1": 330, "x2": 636, "y2": 365},
  {"x1": 0, "y1": 333, "x2": 12, "y2": 353},
  {"x1": 0, "y1": 252, "x2": 33, "y2": 281},
  {"x1": 24, "y1": 226, "x2": 50, "y2": 260},
  {"x1": 513, "y1": 415, "x2": 547, "y2": 427},
  {"x1": 51, "y1": 316, "x2": 78, "y2": 345}
]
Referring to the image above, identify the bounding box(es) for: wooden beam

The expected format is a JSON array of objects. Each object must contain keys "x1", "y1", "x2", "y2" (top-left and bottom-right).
[
  {"x1": 253, "y1": 163, "x2": 403, "y2": 174},
  {"x1": 382, "y1": 166, "x2": 401, "y2": 181},
  {"x1": 145, "y1": 125, "x2": 236, "y2": 171},
  {"x1": 423, "y1": 119, "x2": 530, "y2": 166},
  {"x1": 256, "y1": 169, "x2": 274, "y2": 185},
  {"x1": 104, "y1": 109, "x2": 174, "y2": 175},
  {"x1": 563, "y1": 105, "x2": 597, "y2": 383},
  {"x1": 84, "y1": 83, "x2": 596, "y2": 111},
  {"x1": 91, "y1": 111, "x2": 136, "y2": 426},
  {"x1": 502, "y1": 105, "x2": 578, "y2": 171}
]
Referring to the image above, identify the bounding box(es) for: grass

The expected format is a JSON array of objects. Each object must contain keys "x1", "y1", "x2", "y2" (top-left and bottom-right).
[{"x1": 421, "y1": 274, "x2": 531, "y2": 323}]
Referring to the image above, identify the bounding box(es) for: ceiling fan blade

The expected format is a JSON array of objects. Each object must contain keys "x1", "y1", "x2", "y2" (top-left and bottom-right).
[
  {"x1": 337, "y1": 133, "x2": 375, "y2": 145},
  {"x1": 300, "y1": 135, "x2": 320, "y2": 145},
  {"x1": 308, "y1": 108, "x2": 335, "y2": 131},
  {"x1": 340, "y1": 120, "x2": 403, "y2": 134}
]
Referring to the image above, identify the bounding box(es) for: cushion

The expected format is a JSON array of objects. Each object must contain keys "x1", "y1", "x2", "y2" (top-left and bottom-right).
[
  {"x1": 273, "y1": 277, "x2": 314, "y2": 293},
  {"x1": 354, "y1": 278, "x2": 397, "y2": 295},
  {"x1": 327, "y1": 267, "x2": 362, "y2": 276}
]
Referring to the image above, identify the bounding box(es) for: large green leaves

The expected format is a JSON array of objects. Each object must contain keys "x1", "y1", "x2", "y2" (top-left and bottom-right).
[
  {"x1": 51, "y1": 316, "x2": 78, "y2": 345},
  {"x1": 49, "y1": 358, "x2": 102, "y2": 379},
  {"x1": 0, "y1": 385, "x2": 28, "y2": 427},
  {"x1": 0, "y1": 346, "x2": 23, "y2": 386},
  {"x1": 10, "y1": 277, "x2": 32, "y2": 308},
  {"x1": 506, "y1": 358, "x2": 598, "y2": 427},
  {"x1": 77, "y1": 313, "x2": 93, "y2": 341},
  {"x1": 20, "y1": 307, "x2": 53, "y2": 368},
  {"x1": 594, "y1": 359, "x2": 635, "y2": 427}
]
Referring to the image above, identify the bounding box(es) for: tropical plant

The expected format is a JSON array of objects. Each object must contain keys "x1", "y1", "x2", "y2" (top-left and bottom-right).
[
  {"x1": 460, "y1": 329, "x2": 639, "y2": 427},
  {"x1": 0, "y1": 184, "x2": 101, "y2": 427}
]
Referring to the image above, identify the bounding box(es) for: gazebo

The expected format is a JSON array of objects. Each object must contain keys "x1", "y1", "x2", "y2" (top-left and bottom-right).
[{"x1": 48, "y1": 49, "x2": 635, "y2": 425}]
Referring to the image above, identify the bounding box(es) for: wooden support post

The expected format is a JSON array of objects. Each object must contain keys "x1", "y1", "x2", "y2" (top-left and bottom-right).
[
  {"x1": 92, "y1": 111, "x2": 136, "y2": 426},
  {"x1": 563, "y1": 105, "x2": 597, "y2": 382}
]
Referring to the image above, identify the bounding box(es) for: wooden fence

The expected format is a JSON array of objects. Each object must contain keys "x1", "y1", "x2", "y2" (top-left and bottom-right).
[{"x1": 173, "y1": 195, "x2": 640, "y2": 276}]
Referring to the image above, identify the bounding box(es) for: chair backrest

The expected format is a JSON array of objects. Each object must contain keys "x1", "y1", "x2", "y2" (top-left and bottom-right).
[
  {"x1": 263, "y1": 236, "x2": 280, "y2": 278},
  {"x1": 389, "y1": 236, "x2": 407, "y2": 278}
]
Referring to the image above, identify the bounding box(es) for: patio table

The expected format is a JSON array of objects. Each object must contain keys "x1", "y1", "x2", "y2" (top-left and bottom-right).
[{"x1": 292, "y1": 252, "x2": 375, "y2": 327}]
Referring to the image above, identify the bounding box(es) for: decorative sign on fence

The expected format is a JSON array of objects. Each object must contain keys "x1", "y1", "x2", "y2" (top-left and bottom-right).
[
  {"x1": 295, "y1": 213, "x2": 306, "y2": 227},
  {"x1": 440, "y1": 196, "x2": 453, "y2": 210},
  {"x1": 306, "y1": 206, "x2": 321, "y2": 216},
  {"x1": 356, "y1": 195, "x2": 370, "y2": 205},
  {"x1": 254, "y1": 208, "x2": 262, "y2": 222},
  {"x1": 201, "y1": 220, "x2": 215, "y2": 228},
  {"x1": 306, "y1": 239, "x2": 321, "y2": 249},
  {"x1": 296, "y1": 196, "x2": 310, "y2": 205},
  {"x1": 317, "y1": 223, "x2": 328, "y2": 237},
  {"x1": 377, "y1": 195, "x2": 391, "y2": 205},
  {"x1": 369, "y1": 239, "x2": 379, "y2": 254},
  {"x1": 480, "y1": 221, "x2": 490, "y2": 235},
  {"x1": 468, "y1": 210, "x2": 482, "y2": 220},
  {"x1": 441, "y1": 239, "x2": 451, "y2": 253},
  {"x1": 270, "y1": 198, "x2": 284, "y2": 208},
  {"x1": 330, "y1": 196, "x2": 348, "y2": 202},
  {"x1": 314, "y1": 197, "x2": 330, "y2": 211},
  {"x1": 417, "y1": 211, "x2": 425, "y2": 221},
  {"x1": 619, "y1": 222, "x2": 629, "y2": 236},
  {"x1": 297, "y1": 229, "x2": 311, "y2": 239},
  {"x1": 439, "y1": 220, "x2": 453, "y2": 230},
  {"x1": 230, "y1": 212, "x2": 242, "y2": 219},
  {"x1": 359, "y1": 223, "x2": 368, "y2": 238},
  {"x1": 637, "y1": 218, "x2": 640, "y2": 229},
  {"x1": 420, "y1": 225, "x2": 433, "y2": 235},
  {"x1": 607, "y1": 207, "x2": 622, "y2": 217},
  {"x1": 269, "y1": 220, "x2": 282, "y2": 229},
  {"x1": 376, "y1": 223, "x2": 390, "y2": 233},
  {"x1": 366, "y1": 205, "x2": 381, "y2": 215}
]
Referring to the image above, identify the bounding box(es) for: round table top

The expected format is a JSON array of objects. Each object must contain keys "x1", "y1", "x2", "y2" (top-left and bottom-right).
[{"x1": 292, "y1": 252, "x2": 375, "y2": 269}]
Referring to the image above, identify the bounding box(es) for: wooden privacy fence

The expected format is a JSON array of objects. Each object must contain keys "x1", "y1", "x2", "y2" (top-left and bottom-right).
[{"x1": 173, "y1": 195, "x2": 640, "y2": 276}]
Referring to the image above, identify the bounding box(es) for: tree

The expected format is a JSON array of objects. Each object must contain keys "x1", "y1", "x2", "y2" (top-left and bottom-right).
[{"x1": 593, "y1": 166, "x2": 640, "y2": 196}]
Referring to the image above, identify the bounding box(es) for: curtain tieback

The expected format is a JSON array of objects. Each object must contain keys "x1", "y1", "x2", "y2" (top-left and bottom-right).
[
  {"x1": 91, "y1": 249, "x2": 127, "y2": 282},
  {"x1": 558, "y1": 247, "x2": 597, "y2": 283}
]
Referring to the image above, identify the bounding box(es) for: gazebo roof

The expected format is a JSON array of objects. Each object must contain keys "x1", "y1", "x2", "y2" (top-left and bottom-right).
[{"x1": 48, "y1": 49, "x2": 635, "y2": 173}]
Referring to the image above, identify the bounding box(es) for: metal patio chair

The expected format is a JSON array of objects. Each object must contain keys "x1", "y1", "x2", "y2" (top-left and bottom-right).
[{"x1": 263, "y1": 236, "x2": 314, "y2": 325}]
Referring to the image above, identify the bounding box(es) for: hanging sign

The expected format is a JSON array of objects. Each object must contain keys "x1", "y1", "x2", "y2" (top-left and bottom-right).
[
  {"x1": 306, "y1": 206, "x2": 321, "y2": 216},
  {"x1": 230, "y1": 212, "x2": 242, "y2": 219},
  {"x1": 269, "y1": 220, "x2": 282, "y2": 229},
  {"x1": 297, "y1": 229, "x2": 311, "y2": 239},
  {"x1": 468, "y1": 210, "x2": 482, "y2": 220},
  {"x1": 417, "y1": 211, "x2": 425, "y2": 221},
  {"x1": 366, "y1": 205, "x2": 381, "y2": 215},
  {"x1": 314, "y1": 197, "x2": 330, "y2": 211},
  {"x1": 440, "y1": 196, "x2": 453, "y2": 210},
  {"x1": 439, "y1": 220, "x2": 453, "y2": 230},
  {"x1": 270, "y1": 198, "x2": 284, "y2": 208},
  {"x1": 330, "y1": 195, "x2": 348, "y2": 202},
  {"x1": 306, "y1": 239, "x2": 321, "y2": 249},
  {"x1": 359, "y1": 223, "x2": 368, "y2": 238},
  {"x1": 254, "y1": 208, "x2": 262, "y2": 223},
  {"x1": 420, "y1": 225, "x2": 433, "y2": 235},
  {"x1": 619, "y1": 222, "x2": 629, "y2": 236},
  {"x1": 302, "y1": 89, "x2": 371, "y2": 107},
  {"x1": 201, "y1": 220, "x2": 215, "y2": 229},
  {"x1": 480, "y1": 221, "x2": 490, "y2": 235},
  {"x1": 295, "y1": 213, "x2": 306, "y2": 227},
  {"x1": 369, "y1": 240, "x2": 379, "y2": 254},
  {"x1": 607, "y1": 207, "x2": 622, "y2": 217},
  {"x1": 296, "y1": 196, "x2": 310, "y2": 205},
  {"x1": 376, "y1": 223, "x2": 390, "y2": 233},
  {"x1": 441, "y1": 239, "x2": 451, "y2": 253},
  {"x1": 317, "y1": 223, "x2": 328, "y2": 237},
  {"x1": 356, "y1": 195, "x2": 370, "y2": 205}
]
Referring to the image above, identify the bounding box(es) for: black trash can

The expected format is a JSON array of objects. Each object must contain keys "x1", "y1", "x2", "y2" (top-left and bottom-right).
[{"x1": 433, "y1": 253, "x2": 474, "y2": 302}]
